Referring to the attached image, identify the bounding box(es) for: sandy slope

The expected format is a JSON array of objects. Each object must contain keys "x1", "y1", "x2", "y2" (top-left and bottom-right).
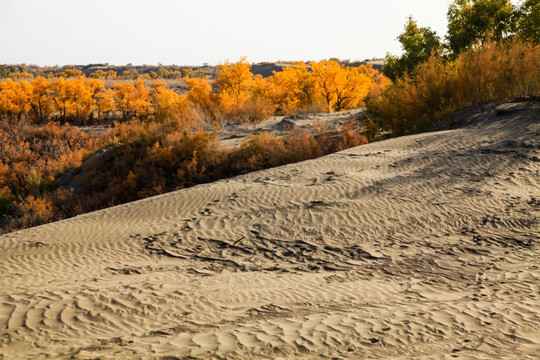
[{"x1": 1, "y1": 99, "x2": 539, "y2": 359}]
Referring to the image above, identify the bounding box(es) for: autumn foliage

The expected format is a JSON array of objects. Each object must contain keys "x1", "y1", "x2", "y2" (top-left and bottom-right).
[
  {"x1": 370, "y1": 40, "x2": 540, "y2": 135},
  {"x1": 0, "y1": 118, "x2": 103, "y2": 230},
  {"x1": 0, "y1": 76, "x2": 182, "y2": 125},
  {"x1": 0, "y1": 59, "x2": 386, "y2": 126},
  {"x1": 213, "y1": 59, "x2": 386, "y2": 120}
]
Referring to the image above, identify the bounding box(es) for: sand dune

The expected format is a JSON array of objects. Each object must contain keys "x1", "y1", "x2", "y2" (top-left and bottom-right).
[{"x1": 1, "y1": 99, "x2": 539, "y2": 359}]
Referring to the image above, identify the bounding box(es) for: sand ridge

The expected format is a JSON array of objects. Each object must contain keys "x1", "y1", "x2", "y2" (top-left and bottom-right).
[{"x1": 0, "y1": 99, "x2": 539, "y2": 359}]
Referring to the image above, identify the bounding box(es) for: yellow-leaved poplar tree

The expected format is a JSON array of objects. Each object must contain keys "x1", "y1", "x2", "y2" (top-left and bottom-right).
[
  {"x1": 151, "y1": 81, "x2": 186, "y2": 121},
  {"x1": 0, "y1": 79, "x2": 30, "y2": 119},
  {"x1": 311, "y1": 60, "x2": 372, "y2": 112},
  {"x1": 269, "y1": 63, "x2": 318, "y2": 114},
  {"x1": 29, "y1": 77, "x2": 54, "y2": 123},
  {"x1": 215, "y1": 57, "x2": 253, "y2": 111}
]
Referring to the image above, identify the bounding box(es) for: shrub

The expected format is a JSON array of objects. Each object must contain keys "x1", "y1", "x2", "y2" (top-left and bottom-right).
[
  {"x1": 284, "y1": 128, "x2": 322, "y2": 162},
  {"x1": 11, "y1": 196, "x2": 54, "y2": 230},
  {"x1": 334, "y1": 120, "x2": 368, "y2": 151},
  {"x1": 0, "y1": 118, "x2": 104, "y2": 232},
  {"x1": 229, "y1": 133, "x2": 288, "y2": 173},
  {"x1": 222, "y1": 97, "x2": 276, "y2": 123}
]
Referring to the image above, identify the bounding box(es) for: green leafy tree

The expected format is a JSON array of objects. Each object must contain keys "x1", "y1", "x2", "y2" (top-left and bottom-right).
[
  {"x1": 0, "y1": 65, "x2": 18, "y2": 78},
  {"x1": 514, "y1": 0, "x2": 539, "y2": 44},
  {"x1": 446, "y1": 0, "x2": 515, "y2": 56},
  {"x1": 382, "y1": 17, "x2": 442, "y2": 81}
]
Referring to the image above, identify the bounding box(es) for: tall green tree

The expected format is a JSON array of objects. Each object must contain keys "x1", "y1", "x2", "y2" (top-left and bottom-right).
[
  {"x1": 382, "y1": 17, "x2": 442, "y2": 81},
  {"x1": 446, "y1": 0, "x2": 515, "y2": 56},
  {"x1": 514, "y1": 0, "x2": 539, "y2": 44}
]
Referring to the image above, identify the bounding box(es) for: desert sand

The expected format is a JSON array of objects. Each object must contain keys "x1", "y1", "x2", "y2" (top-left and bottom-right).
[{"x1": 1, "y1": 99, "x2": 539, "y2": 359}]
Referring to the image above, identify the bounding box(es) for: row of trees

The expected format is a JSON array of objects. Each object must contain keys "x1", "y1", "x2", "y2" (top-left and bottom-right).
[
  {"x1": 213, "y1": 58, "x2": 388, "y2": 116},
  {"x1": 88, "y1": 68, "x2": 206, "y2": 80},
  {"x1": 0, "y1": 77, "x2": 158, "y2": 123},
  {"x1": 383, "y1": 0, "x2": 538, "y2": 81},
  {"x1": 0, "y1": 60, "x2": 388, "y2": 125},
  {"x1": 2, "y1": 67, "x2": 209, "y2": 80}
]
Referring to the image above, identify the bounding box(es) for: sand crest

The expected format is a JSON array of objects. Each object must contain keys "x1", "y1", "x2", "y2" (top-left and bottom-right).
[{"x1": 1, "y1": 99, "x2": 539, "y2": 359}]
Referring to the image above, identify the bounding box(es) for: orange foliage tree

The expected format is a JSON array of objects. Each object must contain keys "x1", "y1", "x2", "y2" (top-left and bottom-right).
[
  {"x1": 58, "y1": 68, "x2": 83, "y2": 78},
  {"x1": 184, "y1": 77, "x2": 219, "y2": 125},
  {"x1": 29, "y1": 76, "x2": 54, "y2": 123},
  {"x1": 1, "y1": 58, "x2": 386, "y2": 125},
  {"x1": 0, "y1": 79, "x2": 30, "y2": 119},
  {"x1": 357, "y1": 63, "x2": 392, "y2": 101},
  {"x1": 95, "y1": 88, "x2": 116, "y2": 120},
  {"x1": 113, "y1": 79, "x2": 151, "y2": 120},
  {"x1": 9, "y1": 72, "x2": 34, "y2": 80},
  {"x1": 311, "y1": 60, "x2": 372, "y2": 112},
  {"x1": 151, "y1": 81, "x2": 187, "y2": 121},
  {"x1": 215, "y1": 57, "x2": 253, "y2": 111},
  {"x1": 269, "y1": 63, "x2": 318, "y2": 114},
  {"x1": 51, "y1": 77, "x2": 101, "y2": 122}
]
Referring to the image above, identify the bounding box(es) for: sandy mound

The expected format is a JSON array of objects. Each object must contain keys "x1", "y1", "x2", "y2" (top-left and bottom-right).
[
  {"x1": 218, "y1": 108, "x2": 365, "y2": 149},
  {"x1": 1, "y1": 99, "x2": 539, "y2": 359},
  {"x1": 273, "y1": 118, "x2": 297, "y2": 131}
]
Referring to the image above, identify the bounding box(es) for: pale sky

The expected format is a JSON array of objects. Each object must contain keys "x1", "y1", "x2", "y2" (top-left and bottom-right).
[{"x1": 0, "y1": 0, "x2": 453, "y2": 66}]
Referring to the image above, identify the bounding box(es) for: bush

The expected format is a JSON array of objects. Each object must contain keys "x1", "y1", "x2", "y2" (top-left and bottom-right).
[
  {"x1": 229, "y1": 133, "x2": 288, "y2": 173},
  {"x1": 11, "y1": 196, "x2": 54, "y2": 230},
  {"x1": 0, "y1": 118, "x2": 104, "y2": 232},
  {"x1": 237, "y1": 97, "x2": 276, "y2": 123},
  {"x1": 334, "y1": 120, "x2": 368, "y2": 151},
  {"x1": 284, "y1": 128, "x2": 322, "y2": 162}
]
